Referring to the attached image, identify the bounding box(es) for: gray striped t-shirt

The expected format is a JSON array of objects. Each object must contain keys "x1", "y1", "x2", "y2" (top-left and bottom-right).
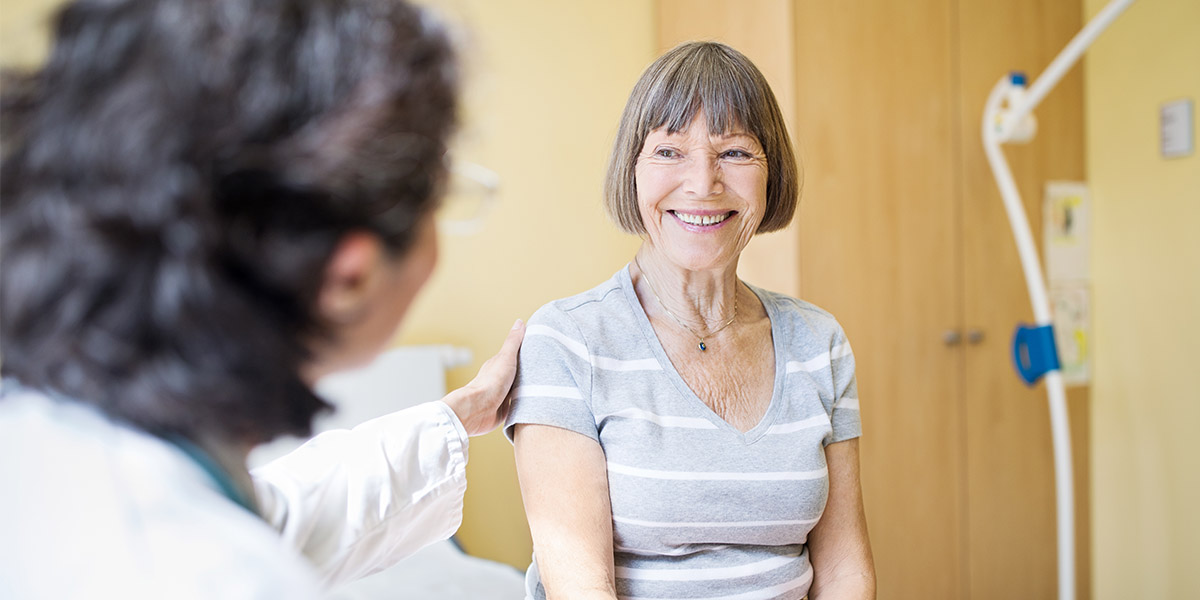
[{"x1": 506, "y1": 265, "x2": 861, "y2": 600}]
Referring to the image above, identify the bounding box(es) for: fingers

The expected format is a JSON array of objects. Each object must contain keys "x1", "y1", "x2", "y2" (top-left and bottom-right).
[
  {"x1": 481, "y1": 319, "x2": 523, "y2": 427},
  {"x1": 450, "y1": 319, "x2": 525, "y2": 436},
  {"x1": 495, "y1": 378, "x2": 520, "y2": 423},
  {"x1": 476, "y1": 318, "x2": 524, "y2": 378},
  {"x1": 496, "y1": 318, "x2": 525, "y2": 366},
  {"x1": 494, "y1": 392, "x2": 513, "y2": 424}
]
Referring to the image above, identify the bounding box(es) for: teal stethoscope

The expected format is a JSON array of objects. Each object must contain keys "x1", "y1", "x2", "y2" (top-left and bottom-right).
[{"x1": 167, "y1": 435, "x2": 258, "y2": 515}]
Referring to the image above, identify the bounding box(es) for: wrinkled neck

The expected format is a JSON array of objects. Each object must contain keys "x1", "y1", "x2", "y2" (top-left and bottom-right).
[{"x1": 633, "y1": 245, "x2": 741, "y2": 330}]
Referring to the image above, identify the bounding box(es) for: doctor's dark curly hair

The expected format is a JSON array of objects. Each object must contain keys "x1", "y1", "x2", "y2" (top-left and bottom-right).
[{"x1": 0, "y1": 0, "x2": 458, "y2": 443}]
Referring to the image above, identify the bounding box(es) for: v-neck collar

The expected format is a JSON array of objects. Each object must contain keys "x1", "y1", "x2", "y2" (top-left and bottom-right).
[{"x1": 618, "y1": 264, "x2": 786, "y2": 444}]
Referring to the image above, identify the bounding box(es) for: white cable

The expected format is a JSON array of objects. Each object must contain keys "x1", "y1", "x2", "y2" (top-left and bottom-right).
[
  {"x1": 981, "y1": 2, "x2": 1135, "y2": 598},
  {"x1": 983, "y1": 77, "x2": 1054, "y2": 324},
  {"x1": 983, "y1": 77, "x2": 1073, "y2": 600},
  {"x1": 1004, "y1": 0, "x2": 1136, "y2": 131}
]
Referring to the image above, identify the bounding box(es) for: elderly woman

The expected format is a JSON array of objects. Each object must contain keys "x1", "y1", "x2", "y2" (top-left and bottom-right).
[
  {"x1": 0, "y1": 0, "x2": 522, "y2": 596},
  {"x1": 507, "y1": 42, "x2": 875, "y2": 599}
]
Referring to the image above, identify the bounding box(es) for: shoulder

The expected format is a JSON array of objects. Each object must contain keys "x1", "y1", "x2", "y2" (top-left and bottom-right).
[
  {"x1": 529, "y1": 270, "x2": 627, "y2": 326},
  {"x1": 526, "y1": 268, "x2": 640, "y2": 350},
  {"x1": 752, "y1": 285, "x2": 850, "y2": 345},
  {"x1": 0, "y1": 387, "x2": 323, "y2": 599}
]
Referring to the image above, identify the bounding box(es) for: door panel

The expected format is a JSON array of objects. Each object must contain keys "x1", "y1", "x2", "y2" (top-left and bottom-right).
[
  {"x1": 789, "y1": 2, "x2": 964, "y2": 598},
  {"x1": 956, "y1": 0, "x2": 1090, "y2": 598},
  {"x1": 659, "y1": 1, "x2": 964, "y2": 597}
]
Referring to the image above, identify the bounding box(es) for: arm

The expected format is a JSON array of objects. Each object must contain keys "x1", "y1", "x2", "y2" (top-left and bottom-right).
[
  {"x1": 253, "y1": 320, "x2": 524, "y2": 588},
  {"x1": 252, "y1": 401, "x2": 470, "y2": 587},
  {"x1": 514, "y1": 423, "x2": 617, "y2": 600},
  {"x1": 807, "y1": 438, "x2": 876, "y2": 599}
]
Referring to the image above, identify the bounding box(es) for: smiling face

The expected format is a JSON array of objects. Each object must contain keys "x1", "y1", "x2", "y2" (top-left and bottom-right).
[{"x1": 634, "y1": 110, "x2": 768, "y2": 272}]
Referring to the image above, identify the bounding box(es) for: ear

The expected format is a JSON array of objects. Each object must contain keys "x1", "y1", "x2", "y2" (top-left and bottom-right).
[{"x1": 316, "y1": 231, "x2": 386, "y2": 325}]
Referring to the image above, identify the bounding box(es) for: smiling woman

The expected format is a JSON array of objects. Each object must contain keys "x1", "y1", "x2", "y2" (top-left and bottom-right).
[
  {"x1": 505, "y1": 42, "x2": 876, "y2": 600},
  {"x1": 604, "y1": 42, "x2": 797, "y2": 238},
  {"x1": 634, "y1": 113, "x2": 768, "y2": 274}
]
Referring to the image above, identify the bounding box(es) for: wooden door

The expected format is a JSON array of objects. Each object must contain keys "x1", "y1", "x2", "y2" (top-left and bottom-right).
[
  {"x1": 659, "y1": 1, "x2": 966, "y2": 598},
  {"x1": 789, "y1": 2, "x2": 966, "y2": 598}
]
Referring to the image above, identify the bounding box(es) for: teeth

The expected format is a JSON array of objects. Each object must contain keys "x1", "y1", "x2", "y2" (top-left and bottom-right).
[{"x1": 675, "y1": 212, "x2": 730, "y2": 226}]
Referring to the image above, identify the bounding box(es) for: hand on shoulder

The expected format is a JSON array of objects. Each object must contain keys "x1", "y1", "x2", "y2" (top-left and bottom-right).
[{"x1": 442, "y1": 319, "x2": 525, "y2": 436}]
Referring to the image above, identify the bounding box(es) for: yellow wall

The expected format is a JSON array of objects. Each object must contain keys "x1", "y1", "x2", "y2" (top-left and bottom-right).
[
  {"x1": 20, "y1": 0, "x2": 1195, "y2": 588},
  {"x1": 1084, "y1": 0, "x2": 1200, "y2": 597},
  {"x1": 0, "y1": 0, "x2": 58, "y2": 68},
  {"x1": 402, "y1": 0, "x2": 652, "y2": 568}
]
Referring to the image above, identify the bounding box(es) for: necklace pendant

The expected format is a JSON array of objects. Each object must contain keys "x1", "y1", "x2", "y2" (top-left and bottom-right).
[{"x1": 698, "y1": 341, "x2": 707, "y2": 351}]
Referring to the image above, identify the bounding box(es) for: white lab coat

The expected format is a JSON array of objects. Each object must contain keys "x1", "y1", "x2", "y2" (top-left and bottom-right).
[{"x1": 0, "y1": 384, "x2": 470, "y2": 599}]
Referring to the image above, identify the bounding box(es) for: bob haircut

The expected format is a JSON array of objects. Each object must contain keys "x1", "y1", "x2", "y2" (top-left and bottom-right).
[
  {"x1": 0, "y1": 0, "x2": 457, "y2": 444},
  {"x1": 604, "y1": 41, "x2": 799, "y2": 235}
]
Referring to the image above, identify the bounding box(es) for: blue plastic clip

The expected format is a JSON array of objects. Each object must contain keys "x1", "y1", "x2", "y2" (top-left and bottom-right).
[
  {"x1": 1012, "y1": 324, "x2": 1061, "y2": 386},
  {"x1": 1009, "y1": 71, "x2": 1028, "y2": 86}
]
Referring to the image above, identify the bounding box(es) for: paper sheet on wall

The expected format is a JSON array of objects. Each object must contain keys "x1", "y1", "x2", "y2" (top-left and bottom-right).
[
  {"x1": 1044, "y1": 181, "x2": 1091, "y2": 284},
  {"x1": 1044, "y1": 181, "x2": 1092, "y2": 386},
  {"x1": 1050, "y1": 284, "x2": 1090, "y2": 386}
]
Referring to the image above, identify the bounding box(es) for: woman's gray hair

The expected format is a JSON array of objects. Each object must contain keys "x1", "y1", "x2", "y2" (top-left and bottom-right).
[{"x1": 604, "y1": 41, "x2": 799, "y2": 235}]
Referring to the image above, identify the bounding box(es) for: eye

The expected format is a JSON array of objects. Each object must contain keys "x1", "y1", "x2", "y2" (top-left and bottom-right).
[
  {"x1": 721, "y1": 149, "x2": 755, "y2": 160},
  {"x1": 654, "y1": 147, "x2": 680, "y2": 159}
]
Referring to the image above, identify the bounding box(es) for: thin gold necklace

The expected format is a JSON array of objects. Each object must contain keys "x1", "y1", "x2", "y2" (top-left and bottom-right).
[{"x1": 635, "y1": 257, "x2": 738, "y2": 352}]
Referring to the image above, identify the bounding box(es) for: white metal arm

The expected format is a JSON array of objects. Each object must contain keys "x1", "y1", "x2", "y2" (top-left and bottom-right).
[{"x1": 980, "y1": 1, "x2": 1135, "y2": 599}]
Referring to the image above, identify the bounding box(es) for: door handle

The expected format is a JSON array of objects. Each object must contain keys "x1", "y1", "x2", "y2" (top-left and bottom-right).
[{"x1": 943, "y1": 330, "x2": 963, "y2": 346}]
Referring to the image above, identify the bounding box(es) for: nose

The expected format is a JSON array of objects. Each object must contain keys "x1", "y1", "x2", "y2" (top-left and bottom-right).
[{"x1": 681, "y1": 153, "x2": 724, "y2": 198}]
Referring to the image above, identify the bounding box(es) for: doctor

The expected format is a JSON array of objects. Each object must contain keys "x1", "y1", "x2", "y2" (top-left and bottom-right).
[{"x1": 0, "y1": 0, "x2": 520, "y2": 597}]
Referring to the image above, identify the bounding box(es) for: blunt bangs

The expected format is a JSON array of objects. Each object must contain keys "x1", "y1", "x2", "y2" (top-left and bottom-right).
[{"x1": 642, "y1": 46, "x2": 765, "y2": 143}]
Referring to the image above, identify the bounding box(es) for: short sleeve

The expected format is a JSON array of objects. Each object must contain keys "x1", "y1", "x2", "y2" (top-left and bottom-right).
[
  {"x1": 504, "y1": 303, "x2": 598, "y2": 444},
  {"x1": 826, "y1": 327, "x2": 862, "y2": 446}
]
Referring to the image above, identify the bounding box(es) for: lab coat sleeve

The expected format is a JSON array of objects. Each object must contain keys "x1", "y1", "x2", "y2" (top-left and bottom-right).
[{"x1": 250, "y1": 400, "x2": 470, "y2": 588}]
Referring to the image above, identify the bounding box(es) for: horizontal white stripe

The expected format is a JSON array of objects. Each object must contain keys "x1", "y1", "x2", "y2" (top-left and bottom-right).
[
  {"x1": 616, "y1": 555, "x2": 796, "y2": 581},
  {"x1": 835, "y1": 397, "x2": 860, "y2": 411},
  {"x1": 622, "y1": 566, "x2": 811, "y2": 600},
  {"x1": 527, "y1": 324, "x2": 662, "y2": 371},
  {"x1": 514, "y1": 385, "x2": 582, "y2": 400},
  {"x1": 786, "y1": 354, "x2": 829, "y2": 373},
  {"x1": 785, "y1": 342, "x2": 853, "y2": 374},
  {"x1": 607, "y1": 462, "x2": 827, "y2": 482},
  {"x1": 526, "y1": 324, "x2": 589, "y2": 357},
  {"x1": 593, "y1": 355, "x2": 663, "y2": 371},
  {"x1": 615, "y1": 544, "x2": 730, "y2": 557},
  {"x1": 766, "y1": 414, "x2": 830, "y2": 435},
  {"x1": 613, "y1": 516, "x2": 821, "y2": 529},
  {"x1": 597, "y1": 408, "x2": 717, "y2": 430}
]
